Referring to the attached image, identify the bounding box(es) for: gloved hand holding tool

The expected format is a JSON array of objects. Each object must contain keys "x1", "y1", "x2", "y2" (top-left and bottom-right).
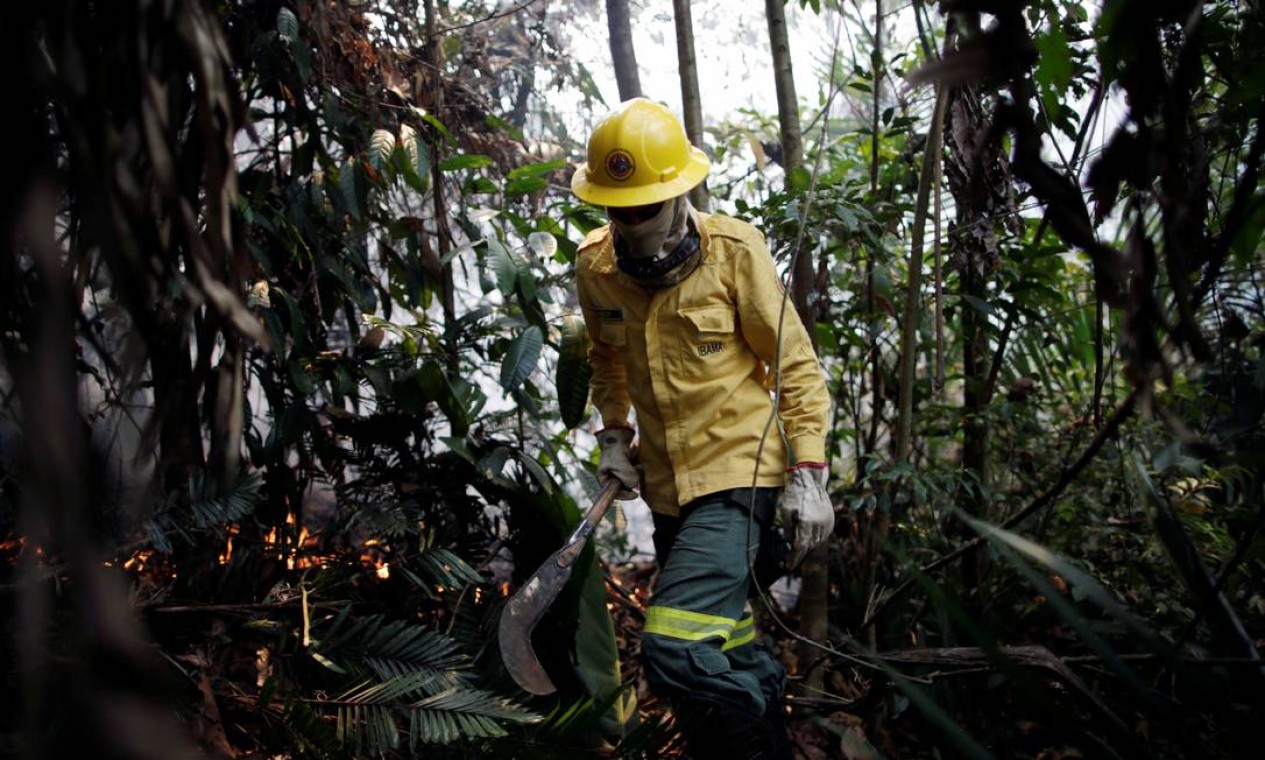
[
  {"x1": 778, "y1": 462, "x2": 833, "y2": 567},
  {"x1": 597, "y1": 425, "x2": 639, "y2": 500}
]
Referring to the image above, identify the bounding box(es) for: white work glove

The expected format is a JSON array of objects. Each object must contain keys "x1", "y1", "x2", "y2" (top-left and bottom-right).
[
  {"x1": 778, "y1": 463, "x2": 834, "y2": 567},
  {"x1": 597, "y1": 426, "x2": 639, "y2": 500}
]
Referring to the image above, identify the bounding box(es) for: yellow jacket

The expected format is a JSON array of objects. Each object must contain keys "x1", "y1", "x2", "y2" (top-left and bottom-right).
[{"x1": 576, "y1": 212, "x2": 831, "y2": 517}]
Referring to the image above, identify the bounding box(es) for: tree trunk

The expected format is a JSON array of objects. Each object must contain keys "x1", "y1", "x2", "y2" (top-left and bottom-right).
[
  {"x1": 606, "y1": 0, "x2": 642, "y2": 101},
  {"x1": 894, "y1": 91, "x2": 948, "y2": 466},
  {"x1": 672, "y1": 0, "x2": 708, "y2": 211},
  {"x1": 765, "y1": 0, "x2": 826, "y2": 693},
  {"x1": 424, "y1": 0, "x2": 459, "y2": 377},
  {"x1": 944, "y1": 78, "x2": 1010, "y2": 608},
  {"x1": 862, "y1": 0, "x2": 885, "y2": 462},
  {"x1": 859, "y1": 0, "x2": 887, "y2": 651},
  {"x1": 765, "y1": 0, "x2": 809, "y2": 324}
]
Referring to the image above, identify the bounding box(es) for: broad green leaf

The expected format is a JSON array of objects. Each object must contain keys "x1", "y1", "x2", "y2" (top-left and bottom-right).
[
  {"x1": 273, "y1": 286, "x2": 307, "y2": 354},
  {"x1": 509, "y1": 449, "x2": 556, "y2": 495},
  {"x1": 516, "y1": 263, "x2": 540, "y2": 308},
  {"x1": 439, "y1": 436, "x2": 477, "y2": 465},
  {"x1": 410, "y1": 361, "x2": 471, "y2": 436},
  {"x1": 1034, "y1": 24, "x2": 1074, "y2": 123},
  {"x1": 557, "y1": 314, "x2": 591, "y2": 429},
  {"x1": 505, "y1": 175, "x2": 548, "y2": 196},
  {"x1": 369, "y1": 129, "x2": 396, "y2": 173},
  {"x1": 574, "y1": 536, "x2": 637, "y2": 736},
  {"x1": 527, "y1": 231, "x2": 557, "y2": 259},
  {"x1": 557, "y1": 360, "x2": 591, "y2": 433},
  {"x1": 506, "y1": 159, "x2": 566, "y2": 180},
  {"x1": 961, "y1": 294, "x2": 996, "y2": 316},
  {"x1": 1230, "y1": 196, "x2": 1265, "y2": 265},
  {"x1": 487, "y1": 238, "x2": 518, "y2": 295},
  {"x1": 277, "y1": 7, "x2": 299, "y2": 41},
  {"x1": 399, "y1": 124, "x2": 431, "y2": 194},
  {"x1": 500, "y1": 326, "x2": 543, "y2": 393},
  {"x1": 339, "y1": 159, "x2": 363, "y2": 221},
  {"x1": 412, "y1": 107, "x2": 454, "y2": 143},
  {"x1": 438, "y1": 153, "x2": 493, "y2": 171},
  {"x1": 477, "y1": 446, "x2": 512, "y2": 485},
  {"x1": 787, "y1": 166, "x2": 812, "y2": 194}
]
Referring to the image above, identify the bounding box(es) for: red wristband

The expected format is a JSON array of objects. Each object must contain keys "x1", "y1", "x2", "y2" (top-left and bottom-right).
[{"x1": 787, "y1": 461, "x2": 827, "y2": 472}]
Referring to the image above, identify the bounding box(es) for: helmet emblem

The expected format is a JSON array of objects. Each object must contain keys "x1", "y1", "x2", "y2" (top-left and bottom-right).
[{"x1": 604, "y1": 149, "x2": 635, "y2": 182}]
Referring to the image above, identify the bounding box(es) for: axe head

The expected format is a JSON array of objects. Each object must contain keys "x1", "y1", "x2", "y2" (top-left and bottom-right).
[{"x1": 498, "y1": 553, "x2": 576, "y2": 695}]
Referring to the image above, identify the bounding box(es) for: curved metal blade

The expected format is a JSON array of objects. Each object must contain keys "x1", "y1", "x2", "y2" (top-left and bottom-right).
[
  {"x1": 498, "y1": 560, "x2": 575, "y2": 695},
  {"x1": 498, "y1": 482, "x2": 621, "y2": 696}
]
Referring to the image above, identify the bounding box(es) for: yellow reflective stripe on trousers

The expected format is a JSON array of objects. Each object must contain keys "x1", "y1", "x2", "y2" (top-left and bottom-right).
[
  {"x1": 644, "y1": 606, "x2": 736, "y2": 642},
  {"x1": 721, "y1": 616, "x2": 756, "y2": 651}
]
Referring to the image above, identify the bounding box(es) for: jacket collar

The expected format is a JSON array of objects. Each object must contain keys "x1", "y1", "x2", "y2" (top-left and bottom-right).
[{"x1": 589, "y1": 209, "x2": 712, "y2": 276}]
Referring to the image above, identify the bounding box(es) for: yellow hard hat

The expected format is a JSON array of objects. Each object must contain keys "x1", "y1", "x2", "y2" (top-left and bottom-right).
[{"x1": 571, "y1": 98, "x2": 710, "y2": 208}]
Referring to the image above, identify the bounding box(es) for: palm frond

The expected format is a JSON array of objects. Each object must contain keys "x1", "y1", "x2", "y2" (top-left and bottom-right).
[
  {"x1": 408, "y1": 687, "x2": 541, "y2": 748},
  {"x1": 314, "y1": 612, "x2": 471, "y2": 693},
  {"x1": 345, "y1": 499, "x2": 416, "y2": 538},
  {"x1": 337, "y1": 671, "x2": 441, "y2": 704},
  {"x1": 141, "y1": 471, "x2": 262, "y2": 552},
  {"x1": 417, "y1": 546, "x2": 484, "y2": 588},
  {"x1": 398, "y1": 545, "x2": 486, "y2": 602},
  {"x1": 336, "y1": 703, "x2": 401, "y2": 756},
  {"x1": 320, "y1": 676, "x2": 539, "y2": 754}
]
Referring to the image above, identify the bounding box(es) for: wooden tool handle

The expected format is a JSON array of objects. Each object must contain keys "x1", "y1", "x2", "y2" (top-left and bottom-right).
[{"x1": 555, "y1": 480, "x2": 623, "y2": 569}]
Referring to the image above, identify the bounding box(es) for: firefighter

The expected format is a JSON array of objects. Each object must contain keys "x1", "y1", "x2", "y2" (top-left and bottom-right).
[{"x1": 570, "y1": 98, "x2": 833, "y2": 758}]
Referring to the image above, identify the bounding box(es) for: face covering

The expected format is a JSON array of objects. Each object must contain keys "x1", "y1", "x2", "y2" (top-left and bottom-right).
[{"x1": 610, "y1": 196, "x2": 701, "y2": 288}]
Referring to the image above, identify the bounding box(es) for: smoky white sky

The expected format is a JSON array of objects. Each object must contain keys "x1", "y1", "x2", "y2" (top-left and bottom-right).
[{"x1": 566, "y1": 1, "x2": 828, "y2": 124}]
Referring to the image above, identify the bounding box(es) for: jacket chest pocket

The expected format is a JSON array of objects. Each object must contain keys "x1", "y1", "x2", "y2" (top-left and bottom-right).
[
  {"x1": 677, "y1": 305, "x2": 737, "y2": 368},
  {"x1": 599, "y1": 321, "x2": 628, "y2": 347}
]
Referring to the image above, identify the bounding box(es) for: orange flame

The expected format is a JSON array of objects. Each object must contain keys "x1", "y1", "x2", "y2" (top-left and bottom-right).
[
  {"x1": 124, "y1": 550, "x2": 154, "y2": 572},
  {"x1": 218, "y1": 536, "x2": 235, "y2": 565}
]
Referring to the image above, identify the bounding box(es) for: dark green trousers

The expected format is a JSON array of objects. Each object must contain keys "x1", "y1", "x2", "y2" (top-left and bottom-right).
[{"x1": 643, "y1": 489, "x2": 787, "y2": 716}]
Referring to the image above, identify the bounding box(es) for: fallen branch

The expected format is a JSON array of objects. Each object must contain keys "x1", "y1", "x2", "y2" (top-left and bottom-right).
[{"x1": 148, "y1": 601, "x2": 347, "y2": 614}]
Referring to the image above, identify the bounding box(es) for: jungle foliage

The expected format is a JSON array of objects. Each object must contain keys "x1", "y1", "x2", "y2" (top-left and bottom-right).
[{"x1": 0, "y1": 0, "x2": 1262, "y2": 758}]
